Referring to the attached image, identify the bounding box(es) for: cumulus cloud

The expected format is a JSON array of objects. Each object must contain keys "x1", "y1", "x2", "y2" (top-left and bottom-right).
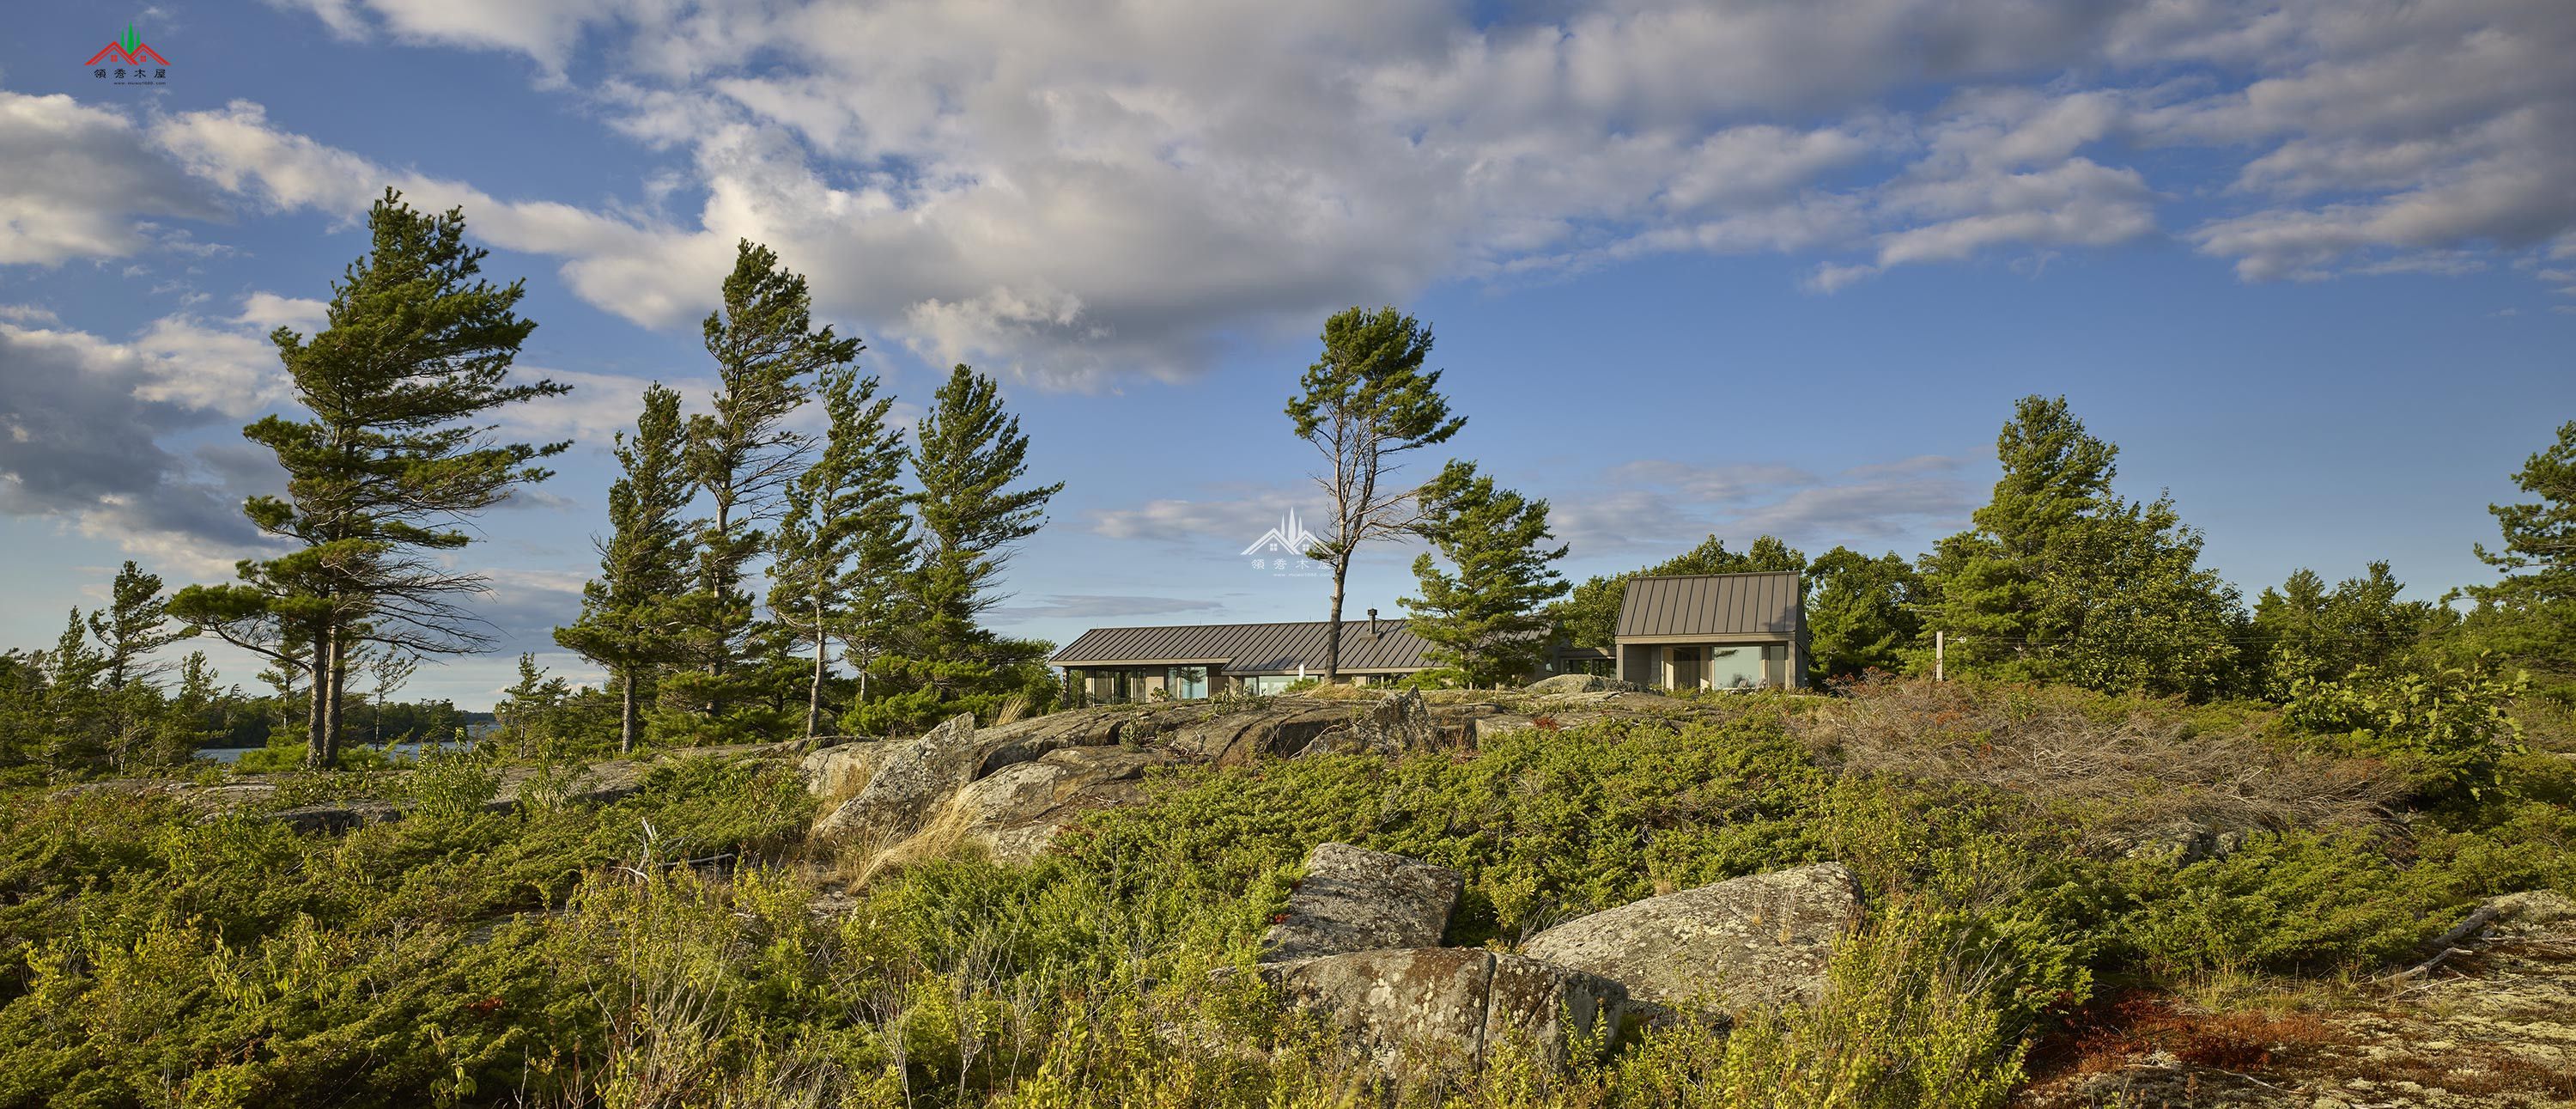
[
  {"x1": 9, "y1": 0, "x2": 2573, "y2": 378},
  {"x1": 986, "y1": 594, "x2": 1227, "y2": 622},
  {"x1": 0, "y1": 92, "x2": 221, "y2": 265},
  {"x1": 0, "y1": 320, "x2": 278, "y2": 577},
  {"x1": 233, "y1": 291, "x2": 329, "y2": 334},
  {"x1": 2151, "y1": 0, "x2": 2576, "y2": 283},
  {"x1": 1551, "y1": 454, "x2": 1976, "y2": 557},
  {"x1": 1088, "y1": 493, "x2": 1321, "y2": 549}
]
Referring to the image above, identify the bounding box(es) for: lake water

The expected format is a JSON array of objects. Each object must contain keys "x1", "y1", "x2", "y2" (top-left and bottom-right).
[{"x1": 197, "y1": 741, "x2": 447, "y2": 765}]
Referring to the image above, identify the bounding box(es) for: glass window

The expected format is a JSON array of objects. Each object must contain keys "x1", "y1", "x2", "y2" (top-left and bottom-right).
[
  {"x1": 1168, "y1": 666, "x2": 1208, "y2": 699},
  {"x1": 1706, "y1": 645, "x2": 1766, "y2": 690}
]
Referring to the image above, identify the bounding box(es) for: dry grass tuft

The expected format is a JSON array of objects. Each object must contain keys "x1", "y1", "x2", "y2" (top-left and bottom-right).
[
  {"x1": 1794, "y1": 677, "x2": 2408, "y2": 845},
  {"x1": 991, "y1": 692, "x2": 1032, "y2": 727},
  {"x1": 823, "y1": 795, "x2": 985, "y2": 890}
]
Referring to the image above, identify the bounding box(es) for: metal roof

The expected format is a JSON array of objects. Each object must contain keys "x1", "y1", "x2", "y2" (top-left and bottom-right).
[
  {"x1": 1051, "y1": 619, "x2": 1436, "y2": 673},
  {"x1": 1614, "y1": 571, "x2": 1802, "y2": 640}
]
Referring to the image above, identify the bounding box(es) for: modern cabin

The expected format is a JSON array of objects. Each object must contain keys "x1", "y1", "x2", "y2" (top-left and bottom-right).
[
  {"x1": 1611, "y1": 570, "x2": 1807, "y2": 691},
  {"x1": 1051, "y1": 570, "x2": 1807, "y2": 700}
]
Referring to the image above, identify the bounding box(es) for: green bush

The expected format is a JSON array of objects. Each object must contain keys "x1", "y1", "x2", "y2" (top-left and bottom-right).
[
  {"x1": 1, "y1": 681, "x2": 2567, "y2": 1105},
  {"x1": 2282, "y1": 658, "x2": 2526, "y2": 801}
]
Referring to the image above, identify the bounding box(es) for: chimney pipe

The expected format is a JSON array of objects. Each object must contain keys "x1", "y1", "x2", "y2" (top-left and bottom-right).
[{"x1": 1367, "y1": 607, "x2": 1379, "y2": 634}]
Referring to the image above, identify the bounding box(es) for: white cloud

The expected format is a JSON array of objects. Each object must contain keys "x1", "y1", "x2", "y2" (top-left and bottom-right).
[
  {"x1": 5, "y1": 0, "x2": 2571, "y2": 383},
  {"x1": 495, "y1": 367, "x2": 701, "y2": 449},
  {"x1": 233, "y1": 291, "x2": 329, "y2": 334},
  {"x1": 0, "y1": 320, "x2": 279, "y2": 576},
  {"x1": 1552, "y1": 455, "x2": 1976, "y2": 558},
  {"x1": 0, "y1": 92, "x2": 220, "y2": 265},
  {"x1": 986, "y1": 594, "x2": 1227, "y2": 622},
  {"x1": 1088, "y1": 494, "x2": 1315, "y2": 548}
]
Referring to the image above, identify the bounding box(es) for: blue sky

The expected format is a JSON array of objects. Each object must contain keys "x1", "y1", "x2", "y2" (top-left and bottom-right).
[{"x1": 2, "y1": 1, "x2": 2571, "y2": 710}]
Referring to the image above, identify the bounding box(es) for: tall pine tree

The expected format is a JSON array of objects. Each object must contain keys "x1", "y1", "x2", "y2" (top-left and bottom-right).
[
  {"x1": 855, "y1": 364, "x2": 1061, "y2": 734},
  {"x1": 88, "y1": 561, "x2": 186, "y2": 690},
  {"x1": 665, "y1": 241, "x2": 857, "y2": 740},
  {"x1": 170, "y1": 189, "x2": 566, "y2": 768},
  {"x1": 1804, "y1": 546, "x2": 1924, "y2": 684},
  {"x1": 556, "y1": 383, "x2": 696, "y2": 753},
  {"x1": 1402, "y1": 460, "x2": 1568, "y2": 686},
  {"x1": 1286, "y1": 307, "x2": 1466, "y2": 679},
  {"x1": 1920, "y1": 395, "x2": 2244, "y2": 699},
  {"x1": 2458, "y1": 418, "x2": 2576, "y2": 699},
  {"x1": 767, "y1": 367, "x2": 911, "y2": 739}
]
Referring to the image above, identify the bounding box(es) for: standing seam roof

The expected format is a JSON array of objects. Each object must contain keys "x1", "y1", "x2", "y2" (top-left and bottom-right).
[
  {"x1": 1614, "y1": 571, "x2": 1801, "y2": 638},
  {"x1": 1051, "y1": 619, "x2": 1435, "y2": 672}
]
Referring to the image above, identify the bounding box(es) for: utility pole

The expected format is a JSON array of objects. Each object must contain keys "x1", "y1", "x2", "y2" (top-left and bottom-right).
[{"x1": 1935, "y1": 631, "x2": 1944, "y2": 682}]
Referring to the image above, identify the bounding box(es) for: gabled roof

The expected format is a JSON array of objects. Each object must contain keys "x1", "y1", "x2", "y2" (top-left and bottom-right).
[
  {"x1": 1615, "y1": 571, "x2": 1802, "y2": 640},
  {"x1": 1051, "y1": 619, "x2": 1434, "y2": 673}
]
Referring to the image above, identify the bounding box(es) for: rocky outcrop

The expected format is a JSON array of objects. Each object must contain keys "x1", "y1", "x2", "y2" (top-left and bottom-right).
[
  {"x1": 1259, "y1": 843, "x2": 1464, "y2": 963},
  {"x1": 1261, "y1": 948, "x2": 1628, "y2": 1074},
  {"x1": 945, "y1": 745, "x2": 1173, "y2": 862},
  {"x1": 2107, "y1": 820, "x2": 2247, "y2": 866},
  {"x1": 1311, "y1": 690, "x2": 1440, "y2": 757},
  {"x1": 270, "y1": 800, "x2": 404, "y2": 833},
  {"x1": 485, "y1": 759, "x2": 654, "y2": 814},
  {"x1": 801, "y1": 741, "x2": 889, "y2": 800},
  {"x1": 812, "y1": 713, "x2": 984, "y2": 841},
  {"x1": 1525, "y1": 674, "x2": 1640, "y2": 694},
  {"x1": 1521, "y1": 862, "x2": 1864, "y2": 1013}
]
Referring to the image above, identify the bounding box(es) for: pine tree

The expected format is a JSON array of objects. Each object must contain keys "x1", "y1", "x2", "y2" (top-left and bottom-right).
[
  {"x1": 154, "y1": 651, "x2": 225, "y2": 765},
  {"x1": 87, "y1": 561, "x2": 186, "y2": 690},
  {"x1": 364, "y1": 647, "x2": 418, "y2": 751},
  {"x1": 556, "y1": 383, "x2": 696, "y2": 753},
  {"x1": 40, "y1": 609, "x2": 108, "y2": 767},
  {"x1": 1921, "y1": 395, "x2": 2244, "y2": 699},
  {"x1": 495, "y1": 653, "x2": 571, "y2": 760},
  {"x1": 2458, "y1": 419, "x2": 2576, "y2": 698},
  {"x1": 855, "y1": 364, "x2": 1061, "y2": 734},
  {"x1": 2251, "y1": 562, "x2": 2436, "y2": 695},
  {"x1": 1287, "y1": 307, "x2": 1466, "y2": 679},
  {"x1": 1804, "y1": 546, "x2": 1924, "y2": 684},
  {"x1": 666, "y1": 241, "x2": 857, "y2": 739},
  {"x1": 1402, "y1": 460, "x2": 1568, "y2": 686},
  {"x1": 169, "y1": 189, "x2": 566, "y2": 768},
  {"x1": 767, "y1": 367, "x2": 911, "y2": 738}
]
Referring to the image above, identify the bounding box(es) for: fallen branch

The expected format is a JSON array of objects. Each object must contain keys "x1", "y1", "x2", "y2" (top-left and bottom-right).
[{"x1": 2376, "y1": 898, "x2": 2514, "y2": 986}]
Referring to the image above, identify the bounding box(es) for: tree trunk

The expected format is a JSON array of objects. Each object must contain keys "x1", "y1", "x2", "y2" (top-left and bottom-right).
[
  {"x1": 618, "y1": 666, "x2": 638, "y2": 755},
  {"x1": 705, "y1": 498, "x2": 733, "y2": 722},
  {"x1": 322, "y1": 631, "x2": 347, "y2": 769},
  {"x1": 807, "y1": 601, "x2": 828, "y2": 740},
  {"x1": 304, "y1": 622, "x2": 330, "y2": 770},
  {"x1": 1324, "y1": 557, "x2": 1349, "y2": 680}
]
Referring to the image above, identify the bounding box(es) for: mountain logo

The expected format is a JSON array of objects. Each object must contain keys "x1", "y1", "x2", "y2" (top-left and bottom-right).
[
  {"x1": 1240, "y1": 507, "x2": 1322, "y2": 558},
  {"x1": 86, "y1": 22, "x2": 170, "y2": 68}
]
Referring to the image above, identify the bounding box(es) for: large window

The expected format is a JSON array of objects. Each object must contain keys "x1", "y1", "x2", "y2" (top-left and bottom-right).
[
  {"x1": 1703, "y1": 644, "x2": 1789, "y2": 690},
  {"x1": 1167, "y1": 666, "x2": 1209, "y2": 699},
  {"x1": 1705, "y1": 645, "x2": 1765, "y2": 689}
]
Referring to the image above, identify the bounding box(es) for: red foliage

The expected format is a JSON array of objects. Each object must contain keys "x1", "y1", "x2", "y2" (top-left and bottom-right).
[{"x1": 2025, "y1": 990, "x2": 2338, "y2": 1082}]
